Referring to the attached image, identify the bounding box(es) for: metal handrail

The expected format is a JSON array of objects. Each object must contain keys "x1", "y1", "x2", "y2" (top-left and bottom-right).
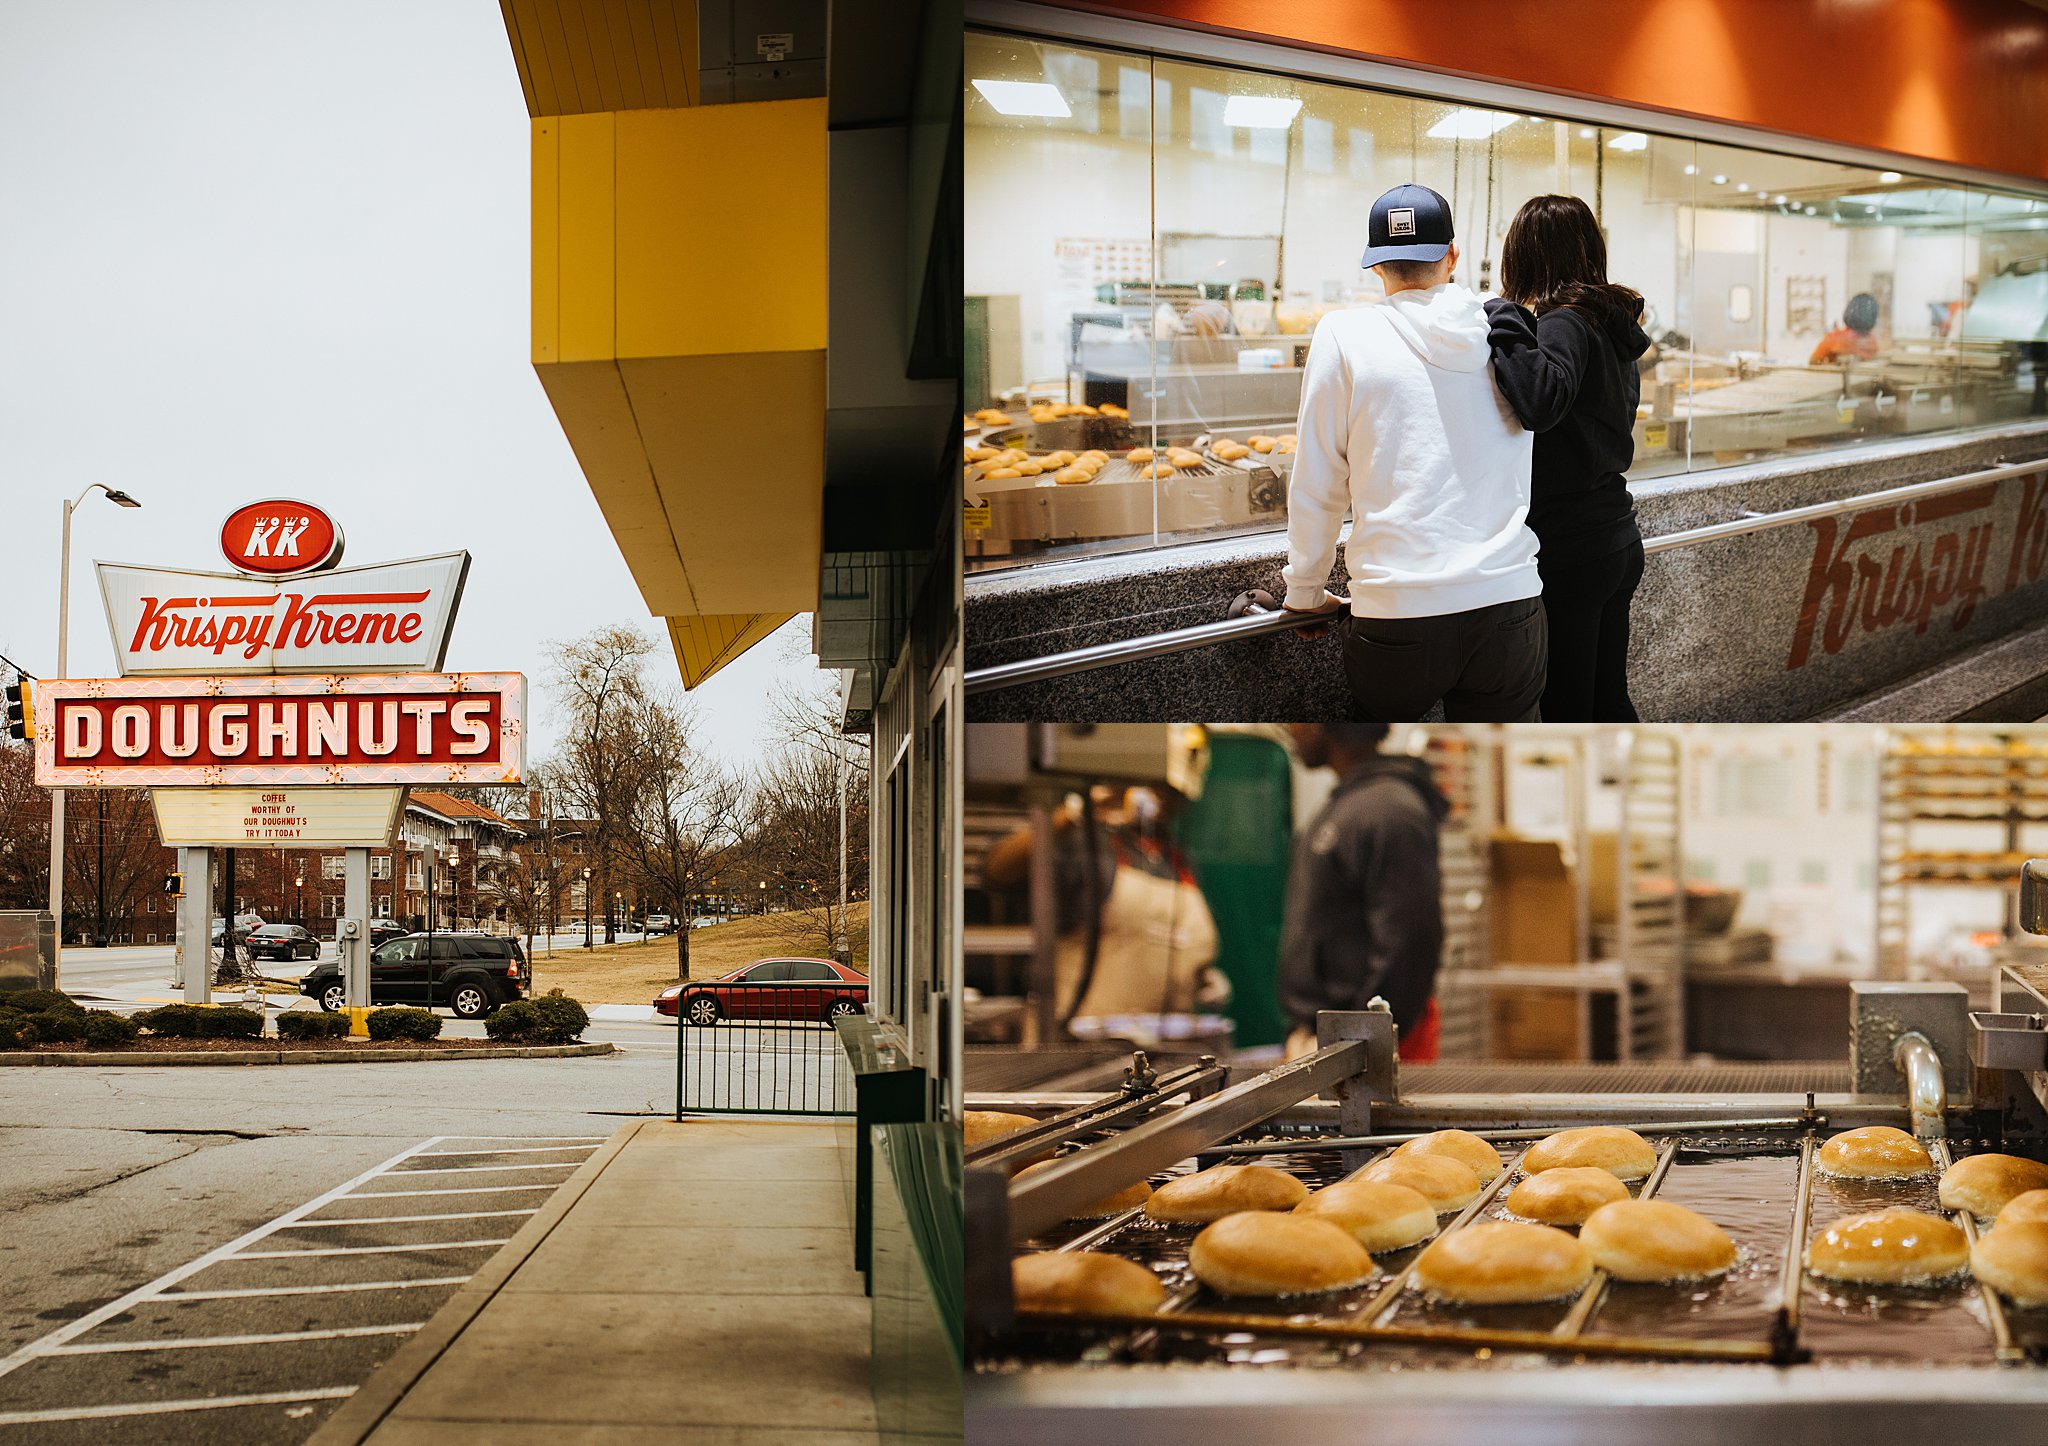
[{"x1": 964, "y1": 455, "x2": 2048, "y2": 696}]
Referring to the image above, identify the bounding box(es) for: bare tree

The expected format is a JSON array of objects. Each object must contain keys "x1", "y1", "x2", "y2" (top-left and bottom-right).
[
  {"x1": 0, "y1": 741, "x2": 48, "y2": 911},
  {"x1": 546, "y1": 626, "x2": 654, "y2": 944},
  {"x1": 613, "y1": 689, "x2": 749, "y2": 979},
  {"x1": 755, "y1": 672, "x2": 871, "y2": 963}
]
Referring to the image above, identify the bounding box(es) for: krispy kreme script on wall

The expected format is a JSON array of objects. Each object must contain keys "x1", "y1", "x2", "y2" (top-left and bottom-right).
[
  {"x1": 31, "y1": 673, "x2": 525, "y2": 788},
  {"x1": 1788, "y1": 474, "x2": 2048, "y2": 670},
  {"x1": 97, "y1": 552, "x2": 470, "y2": 676}
]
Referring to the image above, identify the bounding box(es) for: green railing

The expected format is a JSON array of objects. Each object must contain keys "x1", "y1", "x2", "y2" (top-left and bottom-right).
[{"x1": 673, "y1": 982, "x2": 857, "y2": 1116}]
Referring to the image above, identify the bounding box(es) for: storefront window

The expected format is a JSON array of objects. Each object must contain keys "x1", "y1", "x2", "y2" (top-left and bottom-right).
[{"x1": 964, "y1": 32, "x2": 2048, "y2": 573}]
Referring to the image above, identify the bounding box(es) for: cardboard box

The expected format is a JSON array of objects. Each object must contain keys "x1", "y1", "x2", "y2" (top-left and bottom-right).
[{"x1": 1487, "y1": 836, "x2": 1581, "y2": 1059}]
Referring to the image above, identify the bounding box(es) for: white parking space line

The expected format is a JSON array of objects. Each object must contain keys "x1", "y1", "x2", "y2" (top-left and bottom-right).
[
  {"x1": 347, "y1": 1183, "x2": 562, "y2": 1199},
  {"x1": 45, "y1": 1324, "x2": 425, "y2": 1355},
  {"x1": 379, "y1": 1162, "x2": 581, "y2": 1176},
  {"x1": 160, "y1": 1277, "x2": 472, "y2": 1302},
  {"x1": 414, "y1": 1145, "x2": 604, "y2": 1157},
  {"x1": 419, "y1": 1136, "x2": 609, "y2": 1143},
  {"x1": 232, "y1": 1239, "x2": 513, "y2": 1260},
  {"x1": 281, "y1": 1209, "x2": 539, "y2": 1228},
  {"x1": 0, "y1": 1135, "x2": 452, "y2": 1384},
  {"x1": 0, "y1": 1387, "x2": 356, "y2": 1427}
]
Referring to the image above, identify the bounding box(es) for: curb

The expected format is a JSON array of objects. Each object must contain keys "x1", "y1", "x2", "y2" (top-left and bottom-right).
[
  {"x1": 0, "y1": 1042, "x2": 617, "y2": 1067},
  {"x1": 305, "y1": 1119, "x2": 649, "y2": 1446}
]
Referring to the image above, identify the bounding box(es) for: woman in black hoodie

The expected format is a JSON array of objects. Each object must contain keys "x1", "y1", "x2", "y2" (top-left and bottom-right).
[{"x1": 1484, "y1": 194, "x2": 1652, "y2": 722}]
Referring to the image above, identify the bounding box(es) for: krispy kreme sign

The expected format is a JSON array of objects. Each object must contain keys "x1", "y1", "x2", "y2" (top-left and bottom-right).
[
  {"x1": 219, "y1": 499, "x2": 344, "y2": 576},
  {"x1": 32, "y1": 673, "x2": 525, "y2": 789},
  {"x1": 97, "y1": 552, "x2": 469, "y2": 677}
]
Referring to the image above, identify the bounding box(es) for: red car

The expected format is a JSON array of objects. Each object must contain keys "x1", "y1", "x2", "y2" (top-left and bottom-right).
[{"x1": 655, "y1": 957, "x2": 868, "y2": 1027}]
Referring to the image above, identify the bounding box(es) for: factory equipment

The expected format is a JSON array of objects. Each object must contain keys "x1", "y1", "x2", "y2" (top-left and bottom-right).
[{"x1": 964, "y1": 857, "x2": 2048, "y2": 1442}]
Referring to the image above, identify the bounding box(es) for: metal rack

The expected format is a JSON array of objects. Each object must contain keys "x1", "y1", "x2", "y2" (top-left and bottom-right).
[
  {"x1": 1618, "y1": 732, "x2": 1686, "y2": 1059},
  {"x1": 1418, "y1": 731, "x2": 1491, "y2": 1059},
  {"x1": 1876, "y1": 728, "x2": 2048, "y2": 977}
]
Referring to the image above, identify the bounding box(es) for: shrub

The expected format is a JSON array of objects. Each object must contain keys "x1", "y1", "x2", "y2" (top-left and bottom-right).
[
  {"x1": 200, "y1": 1006, "x2": 265, "y2": 1040},
  {"x1": 135, "y1": 1004, "x2": 208, "y2": 1038},
  {"x1": 278, "y1": 1011, "x2": 351, "y2": 1041},
  {"x1": 484, "y1": 996, "x2": 586, "y2": 1045},
  {"x1": 79, "y1": 1011, "x2": 139, "y2": 1048},
  {"x1": 0, "y1": 1014, "x2": 29, "y2": 1049},
  {"x1": 135, "y1": 1004, "x2": 265, "y2": 1040},
  {"x1": 24, "y1": 1011, "x2": 85, "y2": 1044},
  {"x1": 483, "y1": 1000, "x2": 540, "y2": 1041},
  {"x1": 366, "y1": 1007, "x2": 442, "y2": 1042},
  {"x1": 1, "y1": 989, "x2": 84, "y2": 1016}
]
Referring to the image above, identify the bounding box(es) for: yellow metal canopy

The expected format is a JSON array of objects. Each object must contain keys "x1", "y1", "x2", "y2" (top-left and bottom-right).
[
  {"x1": 508, "y1": 3, "x2": 827, "y2": 690},
  {"x1": 668, "y1": 612, "x2": 796, "y2": 689}
]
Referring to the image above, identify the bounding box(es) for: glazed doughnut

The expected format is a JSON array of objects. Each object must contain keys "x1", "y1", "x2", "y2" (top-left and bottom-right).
[
  {"x1": 981, "y1": 467, "x2": 1022, "y2": 479},
  {"x1": 1248, "y1": 435, "x2": 1277, "y2": 452},
  {"x1": 1012, "y1": 1251, "x2": 1166, "y2": 1315},
  {"x1": 1521, "y1": 1127, "x2": 1657, "y2": 1181},
  {"x1": 1139, "y1": 462, "x2": 1176, "y2": 479},
  {"x1": 1504, "y1": 1167, "x2": 1629, "y2": 1226},
  {"x1": 1578, "y1": 1199, "x2": 1736, "y2": 1283},
  {"x1": 1126, "y1": 448, "x2": 1155, "y2": 465},
  {"x1": 1971, "y1": 1221, "x2": 2048, "y2": 1307},
  {"x1": 1997, "y1": 1189, "x2": 2048, "y2": 1228},
  {"x1": 1012, "y1": 1159, "x2": 1152, "y2": 1219},
  {"x1": 1938, "y1": 1153, "x2": 2048, "y2": 1219},
  {"x1": 1188, "y1": 1211, "x2": 1375, "y2": 1297},
  {"x1": 965, "y1": 1111, "x2": 1039, "y2": 1151},
  {"x1": 1804, "y1": 1207, "x2": 1968, "y2": 1284},
  {"x1": 1393, "y1": 1129, "x2": 1504, "y2": 1185},
  {"x1": 1145, "y1": 1164, "x2": 1308, "y2": 1224},
  {"x1": 1053, "y1": 467, "x2": 1093, "y2": 485},
  {"x1": 1412, "y1": 1220, "x2": 1592, "y2": 1304},
  {"x1": 1293, "y1": 1179, "x2": 1438, "y2": 1252},
  {"x1": 1817, "y1": 1126, "x2": 1934, "y2": 1180},
  {"x1": 1357, "y1": 1155, "x2": 1482, "y2": 1212}
]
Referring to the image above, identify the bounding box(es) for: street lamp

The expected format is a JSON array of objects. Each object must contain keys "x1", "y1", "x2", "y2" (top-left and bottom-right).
[
  {"x1": 582, "y1": 867, "x2": 593, "y2": 950},
  {"x1": 295, "y1": 871, "x2": 305, "y2": 928},
  {"x1": 48, "y1": 484, "x2": 140, "y2": 965},
  {"x1": 613, "y1": 889, "x2": 622, "y2": 939},
  {"x1": 758, "y1": 880, "x2": 766, "y2": 916}
]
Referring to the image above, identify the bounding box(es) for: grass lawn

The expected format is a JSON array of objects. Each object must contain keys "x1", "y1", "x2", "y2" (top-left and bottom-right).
[{"x1": 531, "y1": 902, "x2": 869, "y2": 1005}]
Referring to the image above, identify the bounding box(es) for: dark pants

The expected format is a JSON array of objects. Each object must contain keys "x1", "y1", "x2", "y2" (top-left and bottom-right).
[
  {"x1": 1537, "y1": 540, "x2": 1643, "y2": 723},
  {"x1": 1340, "y1": 595, "x2": 1547, "y2": 723}
]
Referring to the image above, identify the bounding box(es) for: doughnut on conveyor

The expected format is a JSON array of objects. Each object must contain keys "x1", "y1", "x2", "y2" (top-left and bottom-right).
[{"x1": 965, "y1": 868, "x2": 2048, "y2": 1444}]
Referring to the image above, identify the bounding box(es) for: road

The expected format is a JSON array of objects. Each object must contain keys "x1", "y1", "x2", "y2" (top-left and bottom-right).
[{"x1": 0, "y1": 1020, "x2": 717, "y2": 1442}]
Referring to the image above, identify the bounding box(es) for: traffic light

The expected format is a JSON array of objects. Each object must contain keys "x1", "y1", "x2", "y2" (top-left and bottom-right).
[
  {"x1": 3, "y1": 677, "x2": 30, "y2": 742},
  {"x1": 163, "y1": 873, "x2": 184, "y2": 899}
]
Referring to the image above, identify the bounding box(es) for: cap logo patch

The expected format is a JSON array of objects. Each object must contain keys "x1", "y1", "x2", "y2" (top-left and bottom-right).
[{"x1": 1387, "y1": 207, "x2": 1416, "y2": 237}]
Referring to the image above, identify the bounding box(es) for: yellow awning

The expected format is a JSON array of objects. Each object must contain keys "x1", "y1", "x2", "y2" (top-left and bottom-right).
[{"x1": 667, "y1": 612, "x2": 796, "y2": 689}]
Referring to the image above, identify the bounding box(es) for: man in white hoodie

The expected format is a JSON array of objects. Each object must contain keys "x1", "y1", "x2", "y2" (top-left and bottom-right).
[{"x1": 1282, "y1": 183, "x2": 1547, "y2": 722}]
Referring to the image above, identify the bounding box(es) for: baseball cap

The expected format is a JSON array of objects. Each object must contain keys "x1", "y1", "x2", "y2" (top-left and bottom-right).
[{"x1": 1360, "y1": 183, "x2": 1454, "y2": 268}]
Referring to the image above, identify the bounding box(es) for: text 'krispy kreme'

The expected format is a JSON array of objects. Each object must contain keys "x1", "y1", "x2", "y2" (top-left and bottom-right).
[
  {"x1": 126, "y1": 589, "x2": 427, "y2": 662},
  {"x1": 56, "y1": 693, "x2": 499, "y2": 769}
]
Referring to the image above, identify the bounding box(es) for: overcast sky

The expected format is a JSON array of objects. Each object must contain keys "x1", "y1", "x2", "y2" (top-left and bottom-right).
[{"x1": 0, "y1": 0, "x2": 827, "y2": 771}]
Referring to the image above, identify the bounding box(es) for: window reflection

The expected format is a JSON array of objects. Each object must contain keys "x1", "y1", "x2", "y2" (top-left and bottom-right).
[{"x1": 963, "y1": 33, "x2": 2048, "y2": 573}]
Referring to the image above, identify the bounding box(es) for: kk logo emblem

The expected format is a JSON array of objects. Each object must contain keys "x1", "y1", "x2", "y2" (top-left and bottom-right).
[{"x1": 1387, "y1": 207, "x2": 1416, "y2": 237}]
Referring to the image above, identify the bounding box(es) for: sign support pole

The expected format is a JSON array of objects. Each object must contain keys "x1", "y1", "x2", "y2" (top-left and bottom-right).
[
  {"x1": 343, "y1": 846, "x2": 370, "y2": 1023},
  {"x1": 178, "y1": 846, "x2": 212, "y2": 1006}
]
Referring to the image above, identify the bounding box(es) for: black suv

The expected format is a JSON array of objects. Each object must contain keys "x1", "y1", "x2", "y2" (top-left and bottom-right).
[
  {"x1": 299, "y1": 934, "x2": 530, "y2": 1019},
  {"x1": 245, "y1": 924, "x2": 321, "y2": 963}
]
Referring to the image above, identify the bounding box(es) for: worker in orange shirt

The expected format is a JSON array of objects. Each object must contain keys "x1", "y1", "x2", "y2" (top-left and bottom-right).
[{"x1": 1810, "y1": 292, "x2": 1881, "y2": 364}]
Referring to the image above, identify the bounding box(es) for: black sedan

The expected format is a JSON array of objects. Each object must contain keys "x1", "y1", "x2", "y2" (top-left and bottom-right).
[{"x1": 243, "y1": 924, "x2": 322, "y2": 963}]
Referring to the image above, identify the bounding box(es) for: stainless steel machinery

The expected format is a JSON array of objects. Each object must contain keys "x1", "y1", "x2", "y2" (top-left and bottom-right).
[{"x1": 965, "y1": 867, "x2": 2048, "y2": 1442}]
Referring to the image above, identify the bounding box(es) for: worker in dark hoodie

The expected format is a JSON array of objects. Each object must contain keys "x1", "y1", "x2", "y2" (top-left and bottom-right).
[
  {"x1": 1280, "y1": 723, "x2": 1449, "y2": 1064},
  {"x1": 1483, "y1": 194, "x2": 1653, "y2": 723}
]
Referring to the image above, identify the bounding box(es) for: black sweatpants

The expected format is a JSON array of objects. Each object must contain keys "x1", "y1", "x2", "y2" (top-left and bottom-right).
[
  {"x1": 1536, "y1": 539, "x2": 1644, "y2": 723},
  {"x1": 1339, "y1": 595, "x2": 1547, "y2": 723}
]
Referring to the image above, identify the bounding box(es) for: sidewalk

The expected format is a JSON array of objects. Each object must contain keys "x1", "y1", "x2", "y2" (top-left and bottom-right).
[{"x1": 311, "y1": 1116, "x2": 886, "y2": 1444}]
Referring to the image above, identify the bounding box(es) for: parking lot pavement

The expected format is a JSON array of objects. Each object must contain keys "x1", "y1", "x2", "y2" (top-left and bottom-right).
[{"x1": 0, "y1": 1134, "x2": 609, "y2": 1445}]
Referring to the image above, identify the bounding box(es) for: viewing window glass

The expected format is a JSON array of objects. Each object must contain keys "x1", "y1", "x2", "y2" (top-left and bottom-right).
[{"x1": 964, "y1": 32, "x2": 2048, "y2": 573}]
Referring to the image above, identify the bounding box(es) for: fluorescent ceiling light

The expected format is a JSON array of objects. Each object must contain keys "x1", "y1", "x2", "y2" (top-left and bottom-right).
[
  {"x1": 1735, "y1": 183, "x2": 1749, "y2": 193},
  {"x1": 1607, "y1": 131, "x2": 1649, "y2": 151},
  {"x1": 1428, "y1": 108, "x2": 1516, "y2": 140},
  {"x1": 1773, "y1": 194, "x2": 1787, "y2": 204},
  {"x1": 1711, "y1": 174, "x2": 1728, "y2": 185},
  {"x1": 1683, "y1": 164, "x2": 1697, "y2": 176},
  {"x1": 1577, "y1": 127, "x2": 1596, "y2": 139},
  {"x1": 1878, "y1": 171, "x2": 1902, "y2": 183},
  {"x1": 1223, "y1": 95, "x2": 1303, "y2": 129},
  {"x1": 970, "y1": 79, "x2": 1070, "y2": 118}
]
